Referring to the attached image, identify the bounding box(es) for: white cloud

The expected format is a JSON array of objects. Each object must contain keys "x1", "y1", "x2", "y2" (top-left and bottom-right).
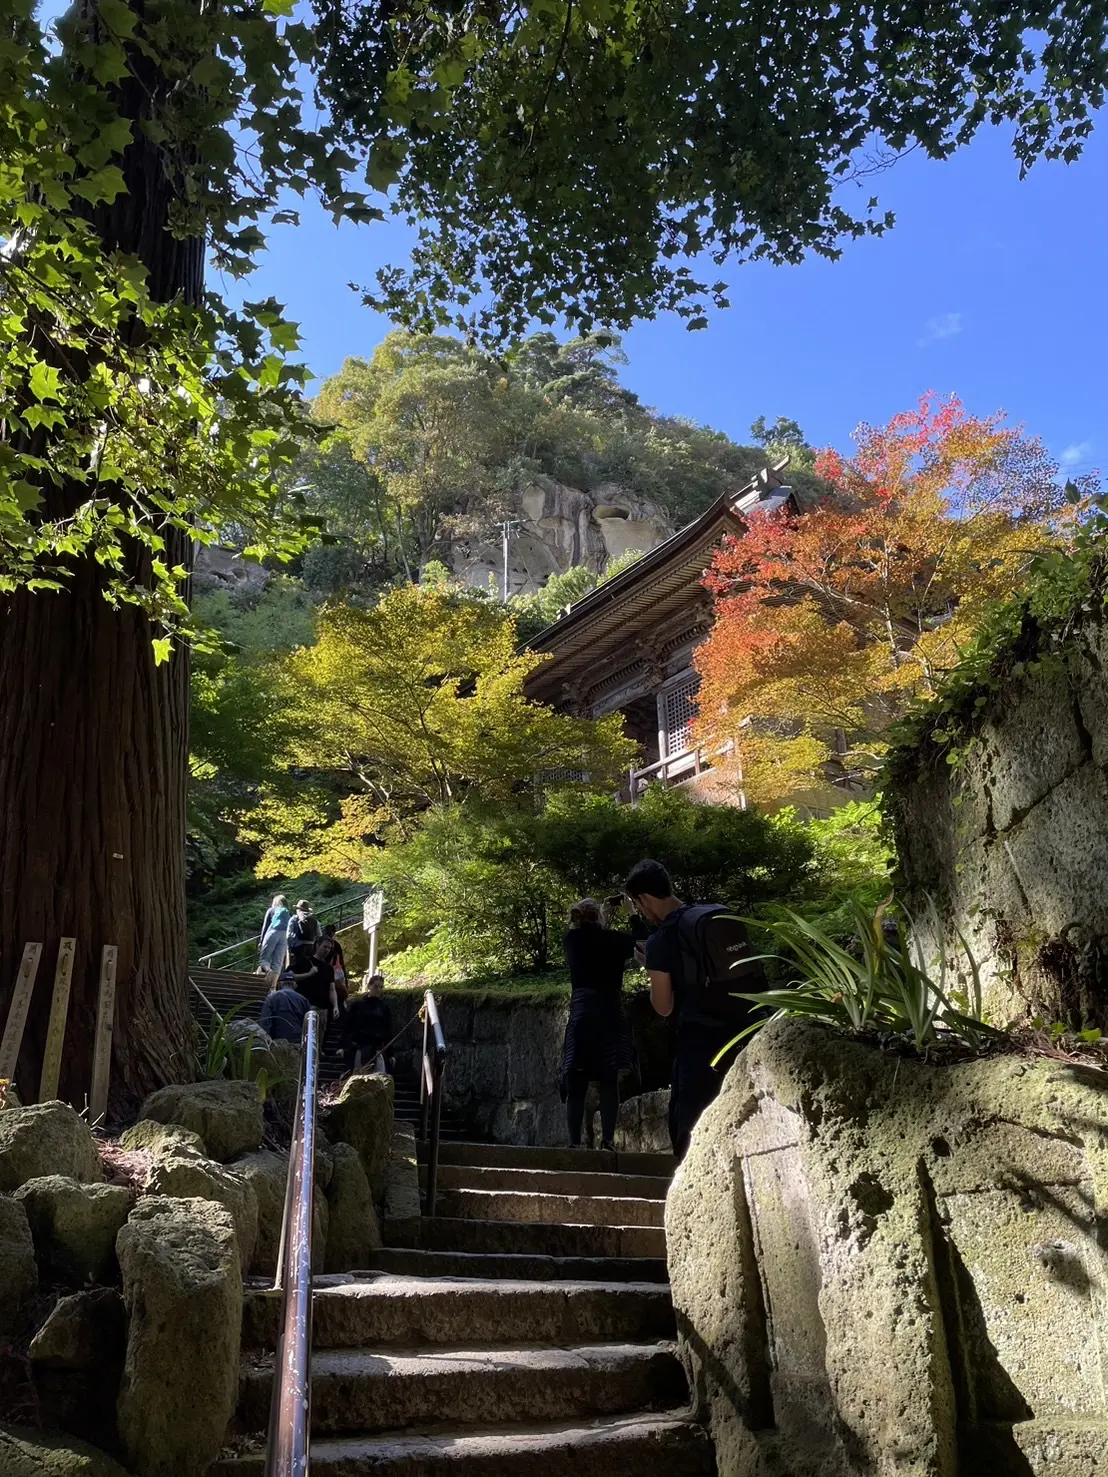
[
  {"x1": 1060, "y1": 441, "x2": 1093, "y2": 469},
  {"x1": 917, "y1": 312, "x2": 963, "y2": 347}
]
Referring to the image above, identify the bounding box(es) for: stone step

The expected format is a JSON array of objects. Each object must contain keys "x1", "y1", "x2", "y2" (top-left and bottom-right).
[
  {"x1": 426, "y1": 1142, "x2": 675, "y2": 1177},
  {"x1": 388, "y1": 1215, "x2": 666, "y2": 1259},
  {"x1": 423, "y1": 1164, "x2": 670, "y2": 1200},
  {"x1": 435, "y1": 1188, "x2": 666, "y2": 1230},
  {"x1": 242, "y1": 1275, "x2": 675, "y2": 1350},
  {"x1": 365, "y1": 1248, "x2": 670, "y2": 1284},
  {"x1": 237, "y1": 1341, "x2": 689, "y2": 1436},
  {"x1": 213, "y1": 1409, "x2": 716, "y2": 1476}
]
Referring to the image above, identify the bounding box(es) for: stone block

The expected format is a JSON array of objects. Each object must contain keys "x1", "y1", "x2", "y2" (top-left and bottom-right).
[
  {"x1": 119, "y1": 1122, "x2": 205, "y2": 1159},
  {"x1": 0, "y1": 1427, "x2": 133, "y2": 1477},
  {"x1": 0, "y1": 1103, "x2": 103, "y2": 1192},
  {"x1": 29, "y1": 1288, "x2": 127, "y2": 1449},
  {"x1": 667, "y1": 1019, "x2": 1108, "y2": 1477},
  {"x1": 980, "y1": 665, "x2": 1087, "y2": 834},
  {"x1": 135, "y1": 1080, "x2": 263, "y2": 1163},
  {"x1": 507, "y1": 1005, "x2": 568, "y2": 1099},
  {"x1": 326, "y1": 1073, "x2": 394, "y2": 1197},
  {"x1": 0, "y1": 1193, "x2": 37, "y2": 1335},
  {"x1": 145, "y1": 1154, "x2": 257, "y2": 1274},
  {"x1": 323, "y1": 1141, "x2": 381, "y2": 1273},
  {"x1": 14, "y1": 1176, "x2": 131, "y2": 1286},
  {"x1": 594, "y1": 1089, "x2": 671, "y2": 1154},
  {"x1": 383, "y1": 1123, "x2": 420, "y2": 1230},
  {"x1": 230, "y1": 1147, "x2": 327, "y2": 1278},
  {"x1": 1003, "y1": 764, "x2": 1108, "y2": 939},
  {"x1": 116, "y1": 1196, "x2": 242, "y2": 1477}
]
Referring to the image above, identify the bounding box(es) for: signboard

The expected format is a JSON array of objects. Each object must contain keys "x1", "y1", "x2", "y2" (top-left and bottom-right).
[
  {"x1": 89, "y1": 944, "x2": 118, "y2": 1126},
  {"x1": 362, "y1": 891, "x2": 384, "y2": 933},
  {"x1": 40, "y1": 937, "x2": 76, "y2": 1103},
  {"x1": 0, "y1": 942, "x2": 43, "y2": 1084}
]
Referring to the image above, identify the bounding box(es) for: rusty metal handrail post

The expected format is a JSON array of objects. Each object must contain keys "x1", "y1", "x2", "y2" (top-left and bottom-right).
[
  {"x1": 418, "y1": 990, "x2": 447, "y2": 1217},
  {"x1": 266, "y1": 1007, "x2": 321, "y2": 1477}
]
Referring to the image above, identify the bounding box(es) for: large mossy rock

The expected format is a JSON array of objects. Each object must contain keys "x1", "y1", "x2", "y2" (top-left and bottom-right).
[
  {"x1": 144, "y1": 1153, "x2": 257, "y2": 1274},
  {"x1": 0, "y1": 1104, "x2": 103, "y2": 1192},
  {"x1": 323, "y1": 1141, "x2": 381, "y2": 1273},
  {"x1": 326, "y1": 1073, "x2": 394, "y2": 1197},
  {"x1": 231, "y1": 1147, "x2": 328, "y2": 1278},
  {"x1": 0, "y1": 1426, "x2": 134, "y2": 1477},
  {"x1": 116, "y1": 1196, "x2": 242, "y2": 1477},
  {"x1": 0, "y1": 1193, "x2": 38, "y2": 1334},
  {"x1": 28, "y1": 1289, "x2": 128, "y2": 1450},
  {"x1": 118, "y1": 1122, "x2": 205, "y2": 1158},
  {"x1": 669, "y1": 1018, "x2": 1108, "y2": 1477},
  {"x1": 15, "y1": 1177, "x2": 131, "y2": 1287},
  {"x1": 135, "y1": 1081, "x2": 263, "y2": 1163},
  {"x1": 593, "y1": 1088, "x2": 670, "y2": 1153}
]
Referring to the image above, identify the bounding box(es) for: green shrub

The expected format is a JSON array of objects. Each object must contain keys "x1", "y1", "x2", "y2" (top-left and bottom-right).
[{"x1": 529, "y1": 785, "x2": 816, "y2": 907}]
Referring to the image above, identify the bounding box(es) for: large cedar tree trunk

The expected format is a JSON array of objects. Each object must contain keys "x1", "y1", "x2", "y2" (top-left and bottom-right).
[{"x1": 0, "y1": 3, "x2": 205, "y2": 1112}]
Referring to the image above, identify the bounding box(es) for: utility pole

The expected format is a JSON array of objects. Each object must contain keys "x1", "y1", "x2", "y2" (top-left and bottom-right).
[{"x1": 497, "y1": 518, "x2": 522, "y2": 604}]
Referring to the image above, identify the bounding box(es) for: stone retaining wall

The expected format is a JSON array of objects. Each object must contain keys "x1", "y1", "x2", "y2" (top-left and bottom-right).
[
  {"x1": 886, "y1": 618, "x2": 1108, "y2": 1026},
  {"x1": 386, "y1": 988, "x2": 672, "y2": 1145}
]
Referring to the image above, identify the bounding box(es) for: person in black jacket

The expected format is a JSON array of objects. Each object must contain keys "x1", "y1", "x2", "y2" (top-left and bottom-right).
[
  {"x1": 343, "y1": 974, "x2": 394, "y2": 1074},
  {"x1": 288, "y1": 938, "x2": 339, "y2": 1018},
  {"x1": 560, "y1": 898, "x2": 636, "y2": 1150}
]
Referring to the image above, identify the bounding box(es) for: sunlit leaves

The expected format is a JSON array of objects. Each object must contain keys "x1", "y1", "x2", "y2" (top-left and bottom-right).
[
  {"x1": 694, "y1": 394, "x2": 1098, "y2": 802},
  {"x1": 0, "y1": 0, "x2": 378, "y2": 649},
  {"x1": 251, "y1": 584, "x2": 634, "y2": 875},
  {"x1": 311, "y1": 0, "x2": 1108, "y2": 341}
]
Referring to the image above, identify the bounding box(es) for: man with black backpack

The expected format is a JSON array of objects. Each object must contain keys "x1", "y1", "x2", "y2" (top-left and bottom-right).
[{"x1": 625, "y1": 858, "x2": 765, "y2": 1159}]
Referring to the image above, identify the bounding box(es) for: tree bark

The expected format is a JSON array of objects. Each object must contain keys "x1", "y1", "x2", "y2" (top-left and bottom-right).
[
  {"x1": 0, "y1": 559, "x2": 193, "y2": 1110},
  {"x1": 0, "y1": 0, "x2": 204, "y2": 1113}
]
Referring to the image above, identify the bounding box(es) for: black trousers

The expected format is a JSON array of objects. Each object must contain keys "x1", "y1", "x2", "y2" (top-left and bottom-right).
[
  {"x1": 669, "y1": 1023, "x2": 735, "y2": 1159},
  {"x1": 566, "y1": 1070, "x2": 619, "y2": 1146}
]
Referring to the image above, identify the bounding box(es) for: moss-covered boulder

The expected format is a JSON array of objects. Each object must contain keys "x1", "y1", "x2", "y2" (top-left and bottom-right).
[
  {"x1": 0, "y1": 1426, "x2": 133, "y2": 1477},
  {"x1": 116, "y1": 1197, "x2": 242, "y2": 1477},
  {"x1": 118, "y1": 1122, "x2": 205, "y2": 1159},
  {"x1": 144, "y1": 1154, "x2": 257, "y2": 1273},
  {"x1": 28, "y1": 1289, "x2": 128, "y2": 1450},
  {"x1": 323, "y1": 1142, "x2": 381, "y2": 1273},
  {"x1": 231, "y1": 1147, "x2": 328, "y2": 1278},
  {"x1": 0, "y1": 1194, "x2": 37, "y2": 1334},
  {"x1": 134, "y1": 1080, "x2": 263, "y2": 1163},
  {"x1": 668, "y1": 1018, "x2": 1108, "y2": 1477},
  {"x1": 14, "y1": 1177, "x2": 131, "y2": 1286},
  {"x1": 326, "y1": 1073, "x2": 393, "y2": 1197},
  {"x1": 0, "y1": 1104, "x2": 103, "y2": 1192}
]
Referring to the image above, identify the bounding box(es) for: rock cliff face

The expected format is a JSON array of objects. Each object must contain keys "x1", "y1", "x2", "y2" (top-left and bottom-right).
[
  {"x1": 668, "y1": 1018, "x2": 1108, "y2": 1477},
  {"x1": 886, "y1": 618, "x2": 1108, "y2": 1026},
  {"x1": 451, "y1": 476, "x2": 674, "y2": 597}
]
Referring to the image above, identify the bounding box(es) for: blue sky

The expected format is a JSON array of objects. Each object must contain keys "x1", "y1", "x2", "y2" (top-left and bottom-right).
[{"x1": 248, "y1": 119, "x2": 1107, "y2": 473}]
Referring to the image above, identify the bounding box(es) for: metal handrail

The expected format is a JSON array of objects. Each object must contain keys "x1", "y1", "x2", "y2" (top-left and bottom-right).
[
  {"x1": 197, "y1": 887, "x2": 373, "y2": 969},
  {"x1": 266, "y1": 1008, "x2": 321, "y2": 1477},
  {"x1": 417, "y1": 990, "x2": 447, "y2": 1217}
]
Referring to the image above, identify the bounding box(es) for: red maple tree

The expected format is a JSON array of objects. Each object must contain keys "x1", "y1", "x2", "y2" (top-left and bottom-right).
[{"x1": 694, "y1": 393, "x2": 1092, "y2": 806}]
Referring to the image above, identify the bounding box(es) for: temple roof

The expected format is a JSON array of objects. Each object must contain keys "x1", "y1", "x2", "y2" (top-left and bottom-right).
[{"x1": 525, "y1": 461, "x2": 793, "y2": 714}]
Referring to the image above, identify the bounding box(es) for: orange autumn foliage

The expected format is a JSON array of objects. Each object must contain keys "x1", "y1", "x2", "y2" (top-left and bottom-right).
[{"x1": 694, "y1": 394, "x2": 1092, "y2": 806}]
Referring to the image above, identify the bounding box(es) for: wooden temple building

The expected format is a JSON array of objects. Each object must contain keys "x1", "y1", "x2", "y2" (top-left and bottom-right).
[{"x1": 524, "y1": 463, "x2": 797, "y2": 804}]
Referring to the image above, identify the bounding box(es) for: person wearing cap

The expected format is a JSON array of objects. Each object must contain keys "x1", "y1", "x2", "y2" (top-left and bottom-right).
[{"x1": 286, "y1": 900, "x2": 321, "y2": 952}]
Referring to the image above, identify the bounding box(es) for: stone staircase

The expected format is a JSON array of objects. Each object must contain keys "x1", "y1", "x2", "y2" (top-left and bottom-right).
[{"x1": 215, "y1": 1140, "x2": 715, "y2": 1475}]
